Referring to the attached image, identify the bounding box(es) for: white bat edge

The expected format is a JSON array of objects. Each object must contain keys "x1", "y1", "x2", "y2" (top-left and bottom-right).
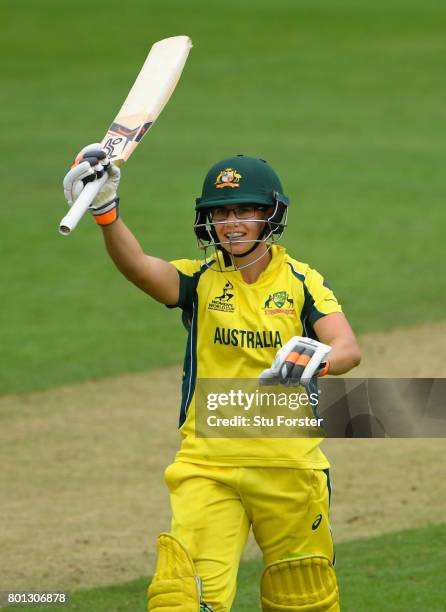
[{"x1": 59, "y1": 174, "x2": 108, "y2": 235}]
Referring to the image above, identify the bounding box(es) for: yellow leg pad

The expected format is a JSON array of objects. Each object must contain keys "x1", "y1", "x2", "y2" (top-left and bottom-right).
[
  {"x1": 261, "y1": 554, "x2": 340, "y2": 612},
  {"x1": 147, "y1": 533, "x2": 200, "y2": 611}
]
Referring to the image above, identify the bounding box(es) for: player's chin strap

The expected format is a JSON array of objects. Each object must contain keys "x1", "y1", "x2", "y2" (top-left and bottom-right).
[{"x1": 218, "y1": 235, "x2": 262, "y2": 266}]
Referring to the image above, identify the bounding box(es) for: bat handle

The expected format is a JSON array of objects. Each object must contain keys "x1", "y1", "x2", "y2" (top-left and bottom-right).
[{"x1": 59, "y1": 174, "x2": 108, "y2": 236}]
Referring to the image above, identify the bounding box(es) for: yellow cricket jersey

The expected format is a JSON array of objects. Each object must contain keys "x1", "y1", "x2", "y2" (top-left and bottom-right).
[{"x1": 169, "y1": 244, "x2": 342, "y2": 468}]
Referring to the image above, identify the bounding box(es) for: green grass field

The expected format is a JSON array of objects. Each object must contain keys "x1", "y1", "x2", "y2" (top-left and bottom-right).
[
  {"x1": 3, "y1": 524, "x2": 445, "y2": 611},
  {"x1": 1, "y1": 0, "x2": 445, "y2": 393}
]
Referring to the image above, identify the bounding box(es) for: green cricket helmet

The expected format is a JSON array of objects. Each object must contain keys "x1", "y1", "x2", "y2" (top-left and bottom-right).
[{"x1": 194, "y1": 155, "x2": 290, "y2": 248}]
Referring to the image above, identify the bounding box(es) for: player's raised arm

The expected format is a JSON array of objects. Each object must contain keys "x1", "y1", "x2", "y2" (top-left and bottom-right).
[
  {"x1": 63, "y1": 144, "x2": 179, "y2": 306},
  {"x1": 101, "y1": 220, "x2": 180, "y2": 305}
]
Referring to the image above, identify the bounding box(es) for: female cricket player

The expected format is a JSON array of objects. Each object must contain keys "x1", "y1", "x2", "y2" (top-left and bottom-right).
[{"x1": 64, "y1": 148, "x2": 361, "y2": 611}]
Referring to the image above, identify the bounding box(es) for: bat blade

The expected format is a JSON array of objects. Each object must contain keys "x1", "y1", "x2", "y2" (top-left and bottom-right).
[
  {"x1": 101, "y1": 35, "x2": 193, "y2": 164},
  {"x1": 59, "y1": 35, "x2": 192, "y2": 235}
]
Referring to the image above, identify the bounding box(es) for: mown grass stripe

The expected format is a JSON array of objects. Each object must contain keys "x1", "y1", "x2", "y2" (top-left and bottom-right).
[{"x1": 4, "y1": 524, "x2": 445, "y2": 611}]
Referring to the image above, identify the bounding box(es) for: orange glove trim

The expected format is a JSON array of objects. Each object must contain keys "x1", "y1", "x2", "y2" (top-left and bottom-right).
[
  {"x1": 94, "y1": 208, "x2": 118, "y2": 226},
  {"x1": 285, "y1": 352, "x2": 311, "y2": 367},
  {"x1": 318, "y1": 361, "x2": 330, "y2": 377}
]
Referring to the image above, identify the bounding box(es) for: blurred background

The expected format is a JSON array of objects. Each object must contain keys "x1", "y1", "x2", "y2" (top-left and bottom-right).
[{"x1": 1, "y1": 0, "x2": 444, "y2": 393}]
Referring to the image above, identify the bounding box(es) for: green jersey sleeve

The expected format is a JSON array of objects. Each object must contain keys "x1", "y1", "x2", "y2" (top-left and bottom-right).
[
  {"x1": 168, "y1": 259, "x2": 203, "y2": 315},
  {"x1": 303, "y1": 267, "x2": 343, "y2": 325}
]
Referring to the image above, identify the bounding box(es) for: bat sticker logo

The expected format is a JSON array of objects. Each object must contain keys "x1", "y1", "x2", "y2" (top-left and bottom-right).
[
  {"x1": 135, "y1": 121, "x2": 153, "y2": 142},
  {"x1": 103, "y1": 136, "x2": 124, "y2": 159},
  {"x1": 104, "y1": 122, "x2": 153, "y2": 158}
]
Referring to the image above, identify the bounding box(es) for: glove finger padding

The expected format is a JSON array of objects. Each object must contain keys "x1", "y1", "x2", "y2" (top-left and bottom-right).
[
  {"x1": 74, "y1": 145, "x2": 107, "y2": 166},
  {"x1": 279, "y1": 346, "x2": 314, "y2": 386},
  {"x1": 87, "y1": 162, "x2": 121, "y2": 213},
  {"x1": 63, "y1": 161, "x2": 96, "y2": 206},
  {"x1": 260, "y1": 336, "x2": 332, "y2": 387},
  {"x1": 63, "y1": 143, "x2": 121, "y2": 225}
]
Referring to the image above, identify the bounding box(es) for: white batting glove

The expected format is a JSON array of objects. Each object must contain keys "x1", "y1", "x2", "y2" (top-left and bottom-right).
[
  {"x1": 260, "y1": 336, "x2": 332, "y2": 386},
  {"x1": 63, "y1": 143, "x2": 121, "y2": 226}
]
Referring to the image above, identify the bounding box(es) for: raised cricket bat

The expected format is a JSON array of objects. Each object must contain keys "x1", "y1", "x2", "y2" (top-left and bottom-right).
[{"x1": 59, "y1": 35, "x2": 192, "y2": 235}]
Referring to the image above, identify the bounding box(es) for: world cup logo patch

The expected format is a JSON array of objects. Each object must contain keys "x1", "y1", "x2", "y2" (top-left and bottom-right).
[{"x1": 208, "y1": 281, "x2": 235, "y2": 312}]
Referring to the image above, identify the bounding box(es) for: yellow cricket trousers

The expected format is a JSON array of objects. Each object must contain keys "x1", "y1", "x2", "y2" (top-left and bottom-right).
[{"x1": 164, "y1": 461, "x2": 334, "y2": 612}]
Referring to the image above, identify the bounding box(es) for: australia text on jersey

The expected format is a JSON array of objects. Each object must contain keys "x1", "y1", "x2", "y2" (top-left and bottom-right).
[{"x1": 214, "y1": 326, "x2": 282, "y2": 348}]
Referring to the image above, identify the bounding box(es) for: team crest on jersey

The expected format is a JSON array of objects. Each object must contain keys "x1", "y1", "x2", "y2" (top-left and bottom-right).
[
  {"x1": 208, "y1": 281, "x2": 235, "y2": 312},
  {"x1": 263, "y1": 291, "x2": 294, "y2": 316},
  {"x1": 215, "y1": 168, "x2": 242, "y2": 189}
]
